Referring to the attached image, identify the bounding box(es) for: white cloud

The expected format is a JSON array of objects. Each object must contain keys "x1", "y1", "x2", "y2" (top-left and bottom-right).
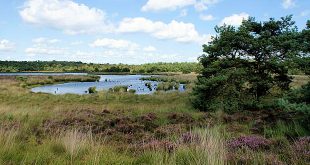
[
  {"x1": 26, "y1": 37, "x2": 67, "y2": 56},
  {"x1": 19, "y1": 0, "x2": 113, "y2": 34},
  {"x1": 282, "y1": 0, "x2": 296, "y2": 9},
  {"x1": 33, "y1": 37, "x2": 60, "y2": 44},
  {"x1": 220, "y1": 13, "x2": 249, "y2": 26},
  {"x1": 142, "y1": 0, "x2": 195, "y2": 12},
  {"x1": 25, "y1": 47, "x2": 67, "y2": 56},
  {"x1": 118, "y1": 17, "x2": 211, "y2": 44},
  {"x1": 0, "y1": 39, "x2": 15, "y2": 51},
  {"x1": 143, "y1": 46, "x2": 157, "y2": 52},
  {"x1": 118, "y1": 17, "x2": 164, "y2": 33},
  {"x1": 199, "y1": 14, "x2": 215, "y2": 21},
  {"x1": 194, "y1": 0, "x2": 219, "y2": 12},
  {"x1": 70, "y1": 41, "x2": 84, "y2": 46},
  {"x1": 90, "y1": 38, "x2": 140, "y2": 51},
  {"x1": 142, "y1": 0, "x2": 218, "y2": 12}
]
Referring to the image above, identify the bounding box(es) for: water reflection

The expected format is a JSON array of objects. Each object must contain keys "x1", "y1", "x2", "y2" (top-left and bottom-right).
[{"x1": 31, "y1": 75, "x2": 185, "y2": 95}]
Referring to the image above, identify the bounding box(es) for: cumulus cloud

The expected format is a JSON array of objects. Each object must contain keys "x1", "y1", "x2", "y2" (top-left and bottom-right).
[
  {"x1": 142, "y1": 0, "x2": 195, "y2": 12},
  {"x1": 194, "y1": 0, "x2": 219, "y2": 12},
  {"x1": 70, "y1": 41, "x2": 84, "y2": 46},
  {"x1": 143, "y1": 46, "x2": 157, "y2": 52},
  {"x1": 142, "y1": 0, "x2": 218, "y2": 12},
  {"x1": 90, "y1": 38, "x2": 140, "y2": 51},
  {"x1": 220, "y1": 13, "x2": 249, "y2": 26},
  {"x1": 25, "y1": 38, "x2": 66, "y2": 56},
  {"x1": 25, "y1": 47, "x2": 67, "y2": 56},
  {"x1": 199, "y1": 14, "x2": 215, "y2": 21},
  {"x1": 282, "y1": 0, "x2": 296, "y2": 9},
  {"x1": 19, "y1": 0, "x2": 113, "y2": 34},
  {"x1": 0, "y1": 39, "x2": 15, "y2": 51},
  {"x1": 33, "y1": 37, "x2": 60, "y2": 45},
  {"x1": 118, "y1": 17, "x2": 211, "y2": 44}
]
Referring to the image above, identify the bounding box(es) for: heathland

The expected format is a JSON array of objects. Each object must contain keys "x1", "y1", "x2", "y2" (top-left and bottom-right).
[
  {"x1": 0, "y1": 16, "x2": 309, "y2": 164},
  {"x1": 0, "y1": 73, "x2": 309, "y2": 164}
]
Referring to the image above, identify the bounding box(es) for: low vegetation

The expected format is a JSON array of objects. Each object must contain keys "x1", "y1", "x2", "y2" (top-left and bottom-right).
[
  {"x1": 110, "y1": 85, "x2": 128, "y2": 93},
  {"x1": 140, "y1": 74, "x2": 195, "y2": 84},
  {"x1": 88, "y1": 87, "x2": 97, "y2": 94},
  {"x1": 0, "y1": 72, "x2": 308, "y2": 164},
  {"x1": 14, "y1": 75, "x2": 100, "y2": 88}
]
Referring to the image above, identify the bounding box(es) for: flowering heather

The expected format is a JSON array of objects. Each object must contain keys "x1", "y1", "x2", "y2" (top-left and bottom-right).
[
  {"x1": 142, "y1": 140, "x2": 176, "y2": 153},
  {"x1": 293, "y1": 136, "x2": 310, "y2": 160},
  {"x1": 227, "y1": 135, "x2": 271, "y2": 150},
  {"x1": 180, "y1": 132, "x2": 200, "y2": 144}
]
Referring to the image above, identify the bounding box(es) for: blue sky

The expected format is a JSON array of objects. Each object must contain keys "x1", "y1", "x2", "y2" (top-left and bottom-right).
[{"x1": 0, "y1": 0, "x2": 309, "y2": 64}]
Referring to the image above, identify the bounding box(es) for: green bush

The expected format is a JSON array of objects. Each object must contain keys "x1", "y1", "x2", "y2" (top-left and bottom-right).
[
  {"x1": 128, "y1": 89, "x2": 136, "y2": 94},
  {"x1": 88, "y1": 87, "x2": 97, "y2": 94},
  {"x1": 112, "y1": 86, "x2": 128, "y2": 93},
  {"x1": 276, "y1": 82, "x2": 310, "y2": 130}
]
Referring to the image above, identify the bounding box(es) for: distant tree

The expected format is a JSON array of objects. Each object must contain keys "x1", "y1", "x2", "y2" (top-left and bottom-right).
[{"x1": 192, "y1": 15, "x2": 303, "y2": 112}]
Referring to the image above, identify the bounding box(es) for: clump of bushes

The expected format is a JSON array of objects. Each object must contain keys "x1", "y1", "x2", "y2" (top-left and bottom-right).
[
  {"x1": 140, "y1": 76, "x2": 190, "y2": 84},
  {"x1": 88, "y1": 87, "x2": 97, "y2": 94},
  {"x1": 156, "y1": 82, "x2": 179, "y2": 91},
  {"x1": 128, "y1": 89, "x2": 136, "y2": 94},
  {"x1": 111, "y1": 86, "x2": 128, "y2": 93},
  {"x1": 275, "y1": 82, "x2": 310, "y2": 131}
]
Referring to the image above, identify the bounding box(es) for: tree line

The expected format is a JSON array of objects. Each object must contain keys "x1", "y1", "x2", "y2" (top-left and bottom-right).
[{"x1": 0, "y1": 61, "x2": 202, "y2": 74}]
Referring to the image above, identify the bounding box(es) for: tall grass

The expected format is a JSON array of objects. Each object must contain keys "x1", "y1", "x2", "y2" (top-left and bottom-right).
[
  {"x1": 50, "y1": 130, "x2": 94, "y2": 164},
  {"x1": 0, "y1": 128, "x2": 18, "y2": 152},
  {"x1": 137, "y1": 126, "x2": 227, "y2": 165},
  {"x1": 191, "y1": 126, "x2": 227, "y2": 165}
]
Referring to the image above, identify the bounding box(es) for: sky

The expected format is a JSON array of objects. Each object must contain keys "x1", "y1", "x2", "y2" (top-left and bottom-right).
[{"x1": 0, "y1": 0, "x2": 309, "y2": 64}]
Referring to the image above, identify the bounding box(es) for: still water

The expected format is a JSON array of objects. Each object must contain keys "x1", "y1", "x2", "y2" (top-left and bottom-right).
[{"x1": 31, "y1": 75, "x2": 185, "y2": 95}]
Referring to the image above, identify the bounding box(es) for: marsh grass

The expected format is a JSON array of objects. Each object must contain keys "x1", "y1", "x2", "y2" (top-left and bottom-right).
[
  {"x1": 15, "y1": 75, "x2": 100, "y2": 88},
  {"x1": 0, "y1": 128, "x2": 18, "y2": 152},
  {"x1": 137, "y1": 126, "x2": 227, "y2": 165},
  {"x1": 263, "y1": 121, "x2": 308, "y2": 139}
]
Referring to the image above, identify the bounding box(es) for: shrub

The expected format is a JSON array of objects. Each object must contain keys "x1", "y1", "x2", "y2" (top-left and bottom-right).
[
  {"x1": 276, "y1": 83, "x2": 310, "y2": 131},
  {"x1": 112, "y1": 86, "x2": 128, "y2": 92},
  {"x1": 292, "y1": 136, "x2": 310, "y2": 160},
  {"x1": 156, "y1": 82, "x2": 179, "y2": 91},
  {"x1": 286, "y1": 82, "x2": 310, "y2": 104},
  {"x1": 88, "y1": 87, "x2": 97, "y2": 94},
  {"x1": 128, "y1": 89, "x2": 136, "y2": 94},
  {"x1": 227, "y1": 135, "x2": 272, "y2": 150}
]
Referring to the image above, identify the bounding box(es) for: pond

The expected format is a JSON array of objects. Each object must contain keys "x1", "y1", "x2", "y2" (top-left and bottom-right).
[{"x1": 31, "y1": 75, "x2": 185, "y2": 95}]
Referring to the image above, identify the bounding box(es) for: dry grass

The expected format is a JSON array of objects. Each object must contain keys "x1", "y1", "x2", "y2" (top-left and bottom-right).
[
  {"x1": 290, "y1": 75, "x2": 309, "y2": 89},
  {"x1": 56, "y1": 130, "x2": 94, "y2": 163},
  {"x1": 190, "y1": 126, "x2": 227, "y2": 165},
  {"x1": 0, "y1": 128, "x2": 18, "y2": 151}
]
